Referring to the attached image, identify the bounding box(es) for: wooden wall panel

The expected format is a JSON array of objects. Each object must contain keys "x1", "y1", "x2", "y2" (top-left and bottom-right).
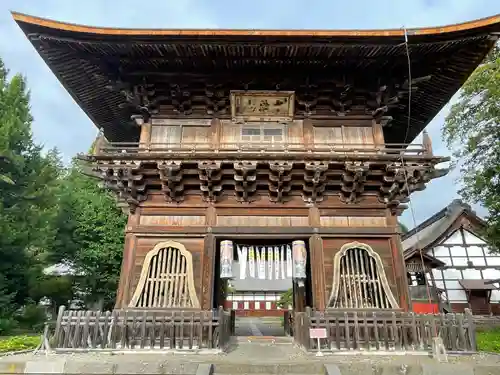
[
  {"x1": 342, "y1": 127, "x2": 374, "y2": 147},
  {"x1": 322, "y1": 238, "x2": 398, "y2": 307},
  {"x1": 220, "y1": 120, "x2": 240, "y2": 148},
  {"x1": 181, "y1": 126, "x2": 210, "y2": 147},
  {"x1": 313, "y1": 126, "x2": 374, "y2": 148},
  {"x1": 314, "y1": 127, "x2": 343, "y2": 145},
  {"x1": 139, "y1": 215, "x2": 206, "y2": 226},
  {"x1": 320, "y1": 216, "x2": 387, "y2": 227},
  {"x1": 150, "y1": 125, "x2": 181, "y2": 146},
  {"x1": 217, "y1": 215, "x2": 309, "y2": 226},
  {"x1": 287, "y1": 120, "x2": 303, "y2": 148},
  {"x1": 125, "y1": 237, "x2": 205, "y2": 308}
]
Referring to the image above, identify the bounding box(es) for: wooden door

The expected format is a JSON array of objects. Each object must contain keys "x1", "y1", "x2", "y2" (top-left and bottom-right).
[{"x1": 469, "y1": 291, "x2": 490, "y2": 315}]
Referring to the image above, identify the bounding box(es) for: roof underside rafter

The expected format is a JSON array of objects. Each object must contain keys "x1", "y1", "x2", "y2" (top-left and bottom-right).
[{"x1": 12, "y1": 12, "x2": 500, "y2": 142}]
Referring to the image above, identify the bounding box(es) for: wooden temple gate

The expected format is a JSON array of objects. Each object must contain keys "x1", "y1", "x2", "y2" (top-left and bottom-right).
[{"x1": 13, "y1": 11, "x2": 500, "y2": 353}]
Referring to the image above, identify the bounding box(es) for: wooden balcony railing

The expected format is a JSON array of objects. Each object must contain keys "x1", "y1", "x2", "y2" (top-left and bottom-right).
[{"x1": 93, "y1": 141, "x2": 434, "y2": 158}]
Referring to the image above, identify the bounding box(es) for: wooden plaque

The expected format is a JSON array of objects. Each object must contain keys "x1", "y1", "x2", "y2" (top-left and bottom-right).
[{"x1": 230, "y1": 90, "x2": 295, "y2": 122}]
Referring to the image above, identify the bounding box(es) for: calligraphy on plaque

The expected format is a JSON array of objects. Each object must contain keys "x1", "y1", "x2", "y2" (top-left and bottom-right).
[{"x1": 230, "y1": 90, "x2": 295, "y2": 122}]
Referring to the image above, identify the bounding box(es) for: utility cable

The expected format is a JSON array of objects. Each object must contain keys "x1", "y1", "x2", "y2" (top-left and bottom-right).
[{"x1": 399, "y1": 27, "x2": 437, "y2": 321}]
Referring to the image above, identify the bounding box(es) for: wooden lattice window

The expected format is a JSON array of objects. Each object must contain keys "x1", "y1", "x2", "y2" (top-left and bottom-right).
[
  {"x1": 129, "y1": 241, "x2": 200, "y2": 308},
  {"x1": 327, "y1": 242, "x2": 399, "y2": 309},
  {"x1": 240, "y1": 123, "x2": 285, "y2": 144}
]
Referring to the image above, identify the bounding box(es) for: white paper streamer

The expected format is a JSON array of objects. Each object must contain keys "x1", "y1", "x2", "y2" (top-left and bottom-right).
[
  {"x1": 280, "y1": 245, "x2": 286, "y2": 280},
  {"x1": 259, "y1": 247, "x2": 266, "y2": 279},
  {"x1": 248, "y1": 246, "x2": 256, "y2": 278},
  {"x1": 274, "y1": 246, "x2": 280, "y2": 280},
  {"x1": 286, "y1": 245, "x2": 293, "y2": 278},
  {"x1": 256, "y1": 247, "x2": 261, "y2": 279},
  {"x1": 238, "y1": 245, "x2": 247, "y2": 279},
  {"x1": 267, "y1": 247, "x2": 274, "y2": 280}
]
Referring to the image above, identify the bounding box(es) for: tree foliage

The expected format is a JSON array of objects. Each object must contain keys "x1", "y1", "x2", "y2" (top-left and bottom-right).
[
  {"x1": 398, "y1": 221, "x2": 409, "y2": 234},
  {"x1": 50, "y1": 160, "x2": 127, "y2": 310},
  {"x1": 277, "y1": 288, "x2": 293, "y2": 309},
  {"x1": 0, "y1": 58, "x2": 62, "y2": 319},
  {"x1": 0, "y1": 56, "x2": 127, "y2": 330},
  {"x1": 443, "y1": 45, "x2": 500, "y2": 250}
]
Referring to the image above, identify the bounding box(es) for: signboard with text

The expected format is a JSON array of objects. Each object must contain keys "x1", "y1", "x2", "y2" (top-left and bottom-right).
[{"x1": 309, "y1": 328, "x2": 327, "y2": 339}]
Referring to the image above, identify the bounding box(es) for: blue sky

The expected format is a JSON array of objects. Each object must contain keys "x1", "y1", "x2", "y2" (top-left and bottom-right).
[{"x1": 0, "y1": 0, "x2": 499, "y2": 228}]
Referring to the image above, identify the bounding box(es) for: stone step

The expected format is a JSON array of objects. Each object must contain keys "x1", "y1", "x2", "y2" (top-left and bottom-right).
[{"x1": 213, "y1": 363, "x2": 324, "y2": 374}]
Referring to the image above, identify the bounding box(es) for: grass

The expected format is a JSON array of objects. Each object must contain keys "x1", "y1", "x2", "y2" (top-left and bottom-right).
[
  {"x1": 477, "y1": 328, "x2": 500, "y2": 353},
  {"x1": 0, "y1": 335, "x2": 40, "y2": 353}
]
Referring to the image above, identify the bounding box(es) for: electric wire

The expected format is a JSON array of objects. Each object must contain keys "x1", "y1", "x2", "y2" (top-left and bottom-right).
[{"x1": 400, "y1": 27, "x2": 437, "y2": 321}]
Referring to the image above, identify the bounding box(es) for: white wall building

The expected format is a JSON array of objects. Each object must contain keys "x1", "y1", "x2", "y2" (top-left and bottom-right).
[{"x1": 403, "y1": 200, "x2": 500, "y2": 315}]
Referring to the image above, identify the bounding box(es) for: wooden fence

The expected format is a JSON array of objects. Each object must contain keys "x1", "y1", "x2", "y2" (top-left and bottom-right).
[
  {"x1": 52, "y1": 306, "x2": 232, "y2": 351},
  {"x1": 293, "y1": 308, "x2": 477, "y2": 353}
]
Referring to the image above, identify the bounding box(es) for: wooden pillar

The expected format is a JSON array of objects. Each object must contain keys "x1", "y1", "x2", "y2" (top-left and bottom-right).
[
  {"x1": 211, "y1": 118, "x2": 221, "y2": 150},
  {"x1": 390, "y1": 234, "x2": 410, "y2": 312},
  {"x1": 422, "y1": 130, "x2": 433, "y2": 156},
  {"x1": 309, "y1": 234, "x2": 326, "y2": 311},
  {"x1": 372, "y1": 119, "x2": 385, "y2": 147},
  {"x1": 138, "y1": 118, "x2": 151, "y2": 149},
  {"x1": 202, "y1": 233, "x2": 216, "y2": 310},
  {"x1": 293, "y1": 280, "x2": 306, "y2": 312},
  {"x1": 302, "y1": 118, "x2": 314, "y2": 150}
]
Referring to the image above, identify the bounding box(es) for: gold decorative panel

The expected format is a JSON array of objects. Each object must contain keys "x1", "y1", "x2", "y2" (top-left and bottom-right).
[{"x1": 230, "y1": 90, "x2": 295, "y2": 122}]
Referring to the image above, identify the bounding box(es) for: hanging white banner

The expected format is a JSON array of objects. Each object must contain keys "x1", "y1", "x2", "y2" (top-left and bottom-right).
[
  {"x1": 280, "y1": 245, "x2": 286, "y2": 280},
  {"x1": 248, "y1": 246, "x2": 256, "y2": 279},
  {"x1": 286, "y1": 245, "x2": 293, "y2": 278},
  {"x1": 238, "y1": 245, "x2": 248, "y2": 280},
  {"x1": 274, "y1": 246, "x2": 280, "y2": 280},
  {"x1": 267, "y1": 247, "x2": 274, "y2": 280},
  {"x1": 259, "y1": 246, "x2": 266, "y2": 279}
]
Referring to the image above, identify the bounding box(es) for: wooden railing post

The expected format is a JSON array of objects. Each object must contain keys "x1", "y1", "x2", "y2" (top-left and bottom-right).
[
  {"x1": 53, "y1": 305, "x2": 66, "y2": 348},
  {"x1": 464, "y1": 308, "x2": 477, "y2": 351}
]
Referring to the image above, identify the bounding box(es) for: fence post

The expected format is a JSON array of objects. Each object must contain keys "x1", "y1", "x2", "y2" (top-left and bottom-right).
[
  {"x1": 464, "y1": 308, "x2": 476, "y2": 351},
  {"x1": 230, "y1": 309, "x2": 236, "y2": 335},
  {"x1": 53, "y1": 305, "x2": 66, "y2": 347},
  {"x1": 304, "y1": 308, "x2": 312, "y2": 350}
]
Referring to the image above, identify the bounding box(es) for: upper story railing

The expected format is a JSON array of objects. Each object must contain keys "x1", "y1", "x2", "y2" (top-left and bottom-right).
[{"x1": 93, "y1": 141, "x2": 436, "y2": 159}]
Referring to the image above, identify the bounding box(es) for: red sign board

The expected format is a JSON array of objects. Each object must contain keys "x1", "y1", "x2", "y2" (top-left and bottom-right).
[{"x1": 309, "y1": 328, "x2": 327, "y2": 339}]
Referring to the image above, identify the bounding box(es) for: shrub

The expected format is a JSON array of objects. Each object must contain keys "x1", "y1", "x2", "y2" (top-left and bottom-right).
[
  {"x1": 277, "y1": 288, "x2": 293, "y2": 309},
  {"x1": 0, "y1": 335, "x2": 40, "y2": 353},
  {"x1": 16, "y1": 304, "x2": 46, "y2": 332},
  {"x1": 477, "y1": 329, "x2": 500, "y2": 353},
  {"x1": 0, "y1": 317, "x2": 18, "y2": 336}
]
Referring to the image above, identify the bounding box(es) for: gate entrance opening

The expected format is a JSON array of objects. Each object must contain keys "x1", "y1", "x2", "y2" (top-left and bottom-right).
[{"x1": 213, "y1": 238, "x2": 312, "y2": 336}]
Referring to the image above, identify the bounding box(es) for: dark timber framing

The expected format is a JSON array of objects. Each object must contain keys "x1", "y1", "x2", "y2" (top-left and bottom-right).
[{"x1": 12, "y1": 12, "x2": 500, "y2": 351}]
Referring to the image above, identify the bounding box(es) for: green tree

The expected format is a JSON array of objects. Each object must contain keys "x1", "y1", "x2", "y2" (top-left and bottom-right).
[
  {"x1": 50, "y1": 159, "x2": 127, "y2": 310},
  {"x1": 443, "y1": 45, "x2": 500, "y2": 250},
  {"x1": 0, "y1": 57, "x2": 62, "y2": 321},
  {"x1": 398, "y1": 221, "x2": 409, "y2": 234},
  {"x1": 277, "y1": 288, "x2": 293, "y2": 309}
]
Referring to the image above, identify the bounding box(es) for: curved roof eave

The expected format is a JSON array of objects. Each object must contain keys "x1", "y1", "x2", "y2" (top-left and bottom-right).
[{"x1": 11, "y1": 11, "x2": 500, "y2": 39}]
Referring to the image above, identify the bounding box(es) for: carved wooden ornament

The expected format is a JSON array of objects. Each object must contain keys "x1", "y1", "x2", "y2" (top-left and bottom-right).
[
  {"x1": 129, "y1": 240, "x2": 200, "y2": 308},
  {"x1": 327, "y1": 241, "x2": 399, "y2": 309}
]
